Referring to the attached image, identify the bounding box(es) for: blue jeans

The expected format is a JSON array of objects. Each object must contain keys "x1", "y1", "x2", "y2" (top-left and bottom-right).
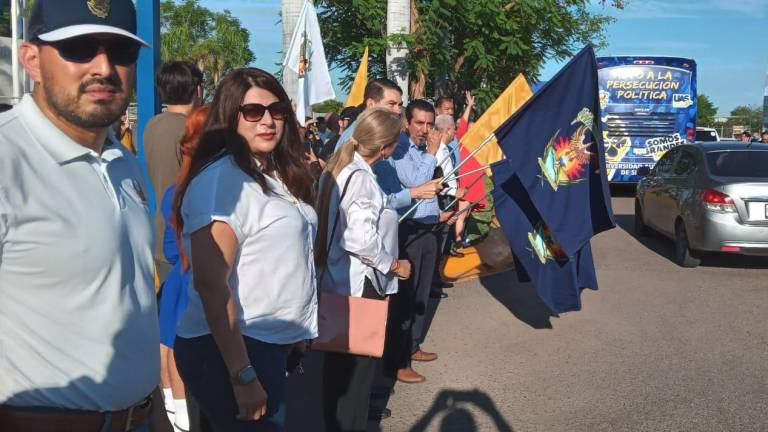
[{"x1": 175, "y1": 334, "x2": 292, "y2": 432}]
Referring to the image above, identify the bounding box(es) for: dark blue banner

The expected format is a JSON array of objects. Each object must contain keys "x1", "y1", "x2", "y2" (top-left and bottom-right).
[
  {"x1": 492, "y1": 160, "x2": 597, "y2": 313},
  {"x1": 493, "y1": 45, "x2": 614, "y2": 257}
]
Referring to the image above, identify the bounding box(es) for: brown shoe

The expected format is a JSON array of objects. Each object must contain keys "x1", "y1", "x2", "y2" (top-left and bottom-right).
[
  {"x1": 396, "y1": 367, "x2": 426, "y2": 384},
  {"x1": 411, "y1": 349, "x2": 438, "y2": 362}
]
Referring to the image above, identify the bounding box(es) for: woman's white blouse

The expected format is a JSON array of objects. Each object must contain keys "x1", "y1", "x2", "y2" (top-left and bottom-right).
[
  {"x1": 178, "y1": 155, "x2": 318, "y2": 344},
  {"x1": 319, "y1": 153, "x2": 399, "y2": 297}
]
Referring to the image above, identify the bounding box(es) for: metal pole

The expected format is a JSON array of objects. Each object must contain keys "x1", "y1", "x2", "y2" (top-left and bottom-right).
[
  {"x1": 136, "y1": 0, "x2": 161, "y2": 214},
  {"x1": 10, "y1": 0, "x2": 19, "y2": 100},
  {"x1": 399, "y1": 133, "x2": 496, "y2": 222}
]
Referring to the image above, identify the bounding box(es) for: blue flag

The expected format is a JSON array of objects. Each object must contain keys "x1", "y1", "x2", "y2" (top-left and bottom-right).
[
  {"x1": 491, "y1": 160, "x2": 598, "y2": 313},
  {"x1": 493, "y1": 45, "x2": 614, "y2": 257}
]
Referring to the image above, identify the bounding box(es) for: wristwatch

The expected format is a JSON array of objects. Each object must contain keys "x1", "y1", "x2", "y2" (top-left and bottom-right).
[{"x1": 230, "y1": 365, "x2": 258, "y2": 386}]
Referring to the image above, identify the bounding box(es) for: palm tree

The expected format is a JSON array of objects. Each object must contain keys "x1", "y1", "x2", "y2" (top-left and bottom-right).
[
  {"x1": 281, "y1": 0, "x2": 304, "y2": 102},
  {"x1": 386, "y1": 0, "x2": 411, "y2": 102}
]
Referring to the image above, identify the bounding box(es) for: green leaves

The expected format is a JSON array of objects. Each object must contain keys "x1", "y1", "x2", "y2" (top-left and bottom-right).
[
  {"x1": 317, "y1": 0, "x2": 620, "y2": 113},
  {"x1": 160, "y1": 0, "x2": 255, "y2": 100}
]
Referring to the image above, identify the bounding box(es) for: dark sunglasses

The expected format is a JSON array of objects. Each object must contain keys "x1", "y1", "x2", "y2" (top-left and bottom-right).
[
  {"x1": 40, "y1": 36, "x2": 141, "y2": 66},
  {"x1": 239, "y1": 102, "x2": 291, "y2": 122}
]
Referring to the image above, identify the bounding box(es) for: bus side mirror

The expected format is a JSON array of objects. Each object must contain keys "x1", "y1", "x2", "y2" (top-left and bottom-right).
[{"x1": 636, "y1": 166, "x2": 651, "y2": 177}]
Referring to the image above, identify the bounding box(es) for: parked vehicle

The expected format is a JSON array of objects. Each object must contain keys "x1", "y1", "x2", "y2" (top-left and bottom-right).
[
  {"x1": 635, "y1": 142, "x2": 768, "y2": 267},
  {"x1": 695, "y1": 127, "x2": 719, "y2": 142},
  {"x1": 597, "y1": 56, "x2": 697, "y2": 183}
]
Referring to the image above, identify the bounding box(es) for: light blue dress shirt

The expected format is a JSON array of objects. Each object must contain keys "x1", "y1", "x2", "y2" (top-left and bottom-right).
[{"x1": 375, "y1": 132, "x2": 440, "y2": 224}]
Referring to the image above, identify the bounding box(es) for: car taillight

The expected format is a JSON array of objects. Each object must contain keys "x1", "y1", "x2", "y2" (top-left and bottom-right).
[
  {"x1": 687, "y1": 128, "x2": 695, "y2": 142},
  {"x1": 701, "y1": 189, "x2": 736, "y2": 213}
]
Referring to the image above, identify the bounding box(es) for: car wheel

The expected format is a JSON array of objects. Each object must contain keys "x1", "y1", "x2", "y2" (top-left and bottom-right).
[
  {"x1": 674, "y1": 221, "x2": 701, "y2": 268},
  {"x1": 634, "y1": 199, "x2": 650, "y2": 237}
]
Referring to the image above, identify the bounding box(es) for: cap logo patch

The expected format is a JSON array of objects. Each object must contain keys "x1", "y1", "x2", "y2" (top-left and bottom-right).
[{"x1": 87, "y1": 0, "x2": 111, "y2": 19}]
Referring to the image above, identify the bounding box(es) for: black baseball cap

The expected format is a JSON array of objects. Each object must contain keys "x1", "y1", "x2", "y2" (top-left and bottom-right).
[{"x1": 28, "y1": 0, "x2": 148, "y2": 47}]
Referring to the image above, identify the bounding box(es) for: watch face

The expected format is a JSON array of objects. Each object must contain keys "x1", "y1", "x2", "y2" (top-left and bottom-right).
[{"x1": 239, "y1": 366, "x2": 258, "y2": 385}]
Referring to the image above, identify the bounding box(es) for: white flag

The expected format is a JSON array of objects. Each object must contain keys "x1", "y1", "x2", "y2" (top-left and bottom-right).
[{"x1": 283, "y1": 0, "x2": 336, "y2": 126}]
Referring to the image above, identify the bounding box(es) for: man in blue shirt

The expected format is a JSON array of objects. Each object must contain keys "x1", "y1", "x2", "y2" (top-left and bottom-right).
[{"x1": 379, "y1": 99, "x2": 455, "y2": 384}]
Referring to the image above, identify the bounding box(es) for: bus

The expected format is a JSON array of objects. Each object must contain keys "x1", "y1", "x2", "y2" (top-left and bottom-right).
[{"x1": 597, "y1": 56, "x2": 697, "y2": 182}]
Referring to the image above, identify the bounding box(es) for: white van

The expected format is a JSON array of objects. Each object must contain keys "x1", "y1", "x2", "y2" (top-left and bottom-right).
[{"x1": 695, "y1": 127, "x2": 720, "y2": 142}]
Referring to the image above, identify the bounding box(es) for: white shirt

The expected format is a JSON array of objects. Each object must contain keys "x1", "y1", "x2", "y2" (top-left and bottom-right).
[
  {"x1": 0, "y1": 95, "x2": 159, "y2": 410},
  {"x1": 436, "y1": 141, "x2": 457, "y2": 196},
  {"x1": 178, "y1": 155, "x2": 318, "y2": 344},
  {"x1": 318, "y1": 153, "x2": 399, "y2": 297}
]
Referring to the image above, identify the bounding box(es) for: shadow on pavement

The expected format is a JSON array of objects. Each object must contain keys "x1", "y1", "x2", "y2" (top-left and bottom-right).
[
  {"x1": 407, "y1": 389, "x2": 515, "y2": 432},
  {"x1": 479, "y1": 270, "x2": 558, "y2": 330},
  {"x1": 615, "y1": 213, "x2": 768, "y2": 269}
]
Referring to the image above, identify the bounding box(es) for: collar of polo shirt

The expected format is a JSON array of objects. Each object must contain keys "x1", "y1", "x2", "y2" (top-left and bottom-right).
[{"x1": 18, "y1": 95, "x2": 122, "y2": 163}]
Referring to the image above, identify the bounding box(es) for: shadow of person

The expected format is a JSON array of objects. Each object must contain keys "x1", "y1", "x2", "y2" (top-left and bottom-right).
[
  {"x1": 439, "y1": 407, "x2": 476, "y2": 431},
  {"x1": 409, "y1": 389, "x2": 514, "y2": 432}
]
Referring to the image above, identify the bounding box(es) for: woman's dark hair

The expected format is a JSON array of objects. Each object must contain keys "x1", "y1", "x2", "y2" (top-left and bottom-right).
[{"x1": 172, "y1": 67, "x2": 314, "y2": 237}]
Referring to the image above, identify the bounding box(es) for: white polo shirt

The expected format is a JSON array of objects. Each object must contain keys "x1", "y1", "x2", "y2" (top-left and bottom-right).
[
  {"x1": 0, "y1": 95, "x2": 159, "y2": 410},
  {"x1": 178, "y1": 155, "x2": 318, "y2": 344}
]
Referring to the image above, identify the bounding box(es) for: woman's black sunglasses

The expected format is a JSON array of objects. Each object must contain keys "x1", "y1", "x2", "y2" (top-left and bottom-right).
[
  {"x1": 239, "y1": 102, "x2": 291, "y2": 122},
  {"x1": 39, "y1": 36, "x2": 141, "y2": 66}
]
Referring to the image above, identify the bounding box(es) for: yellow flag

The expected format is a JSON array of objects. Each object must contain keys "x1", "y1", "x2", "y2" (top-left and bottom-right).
[
  {"x1": 345, "y1": 46, "x2": 369, "y2": 107},
  {"x1": 459, "y1": 74, "x2": 533, "y2": 167}
]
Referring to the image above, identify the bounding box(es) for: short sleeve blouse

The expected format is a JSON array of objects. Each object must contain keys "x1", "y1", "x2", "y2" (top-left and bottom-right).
[{"x1": 177, "y1": 155, "x2": 318, "y2": 344}]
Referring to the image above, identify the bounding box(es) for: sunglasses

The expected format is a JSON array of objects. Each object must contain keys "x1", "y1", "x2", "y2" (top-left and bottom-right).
[
  {"x1": 41, "y1": 36, "x2": 141, "y2": 66},
  {"x1": 239, "y1": 102, "x2": 291, "y2": 122}
]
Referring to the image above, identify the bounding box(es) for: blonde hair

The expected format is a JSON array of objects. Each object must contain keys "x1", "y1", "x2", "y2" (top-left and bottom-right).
[{"x1": 314, "y1": 108, "x2": 403, "y2": 268}]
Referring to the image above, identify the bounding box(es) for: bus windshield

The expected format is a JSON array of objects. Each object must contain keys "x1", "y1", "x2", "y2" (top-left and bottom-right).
[{"x1": 597, "y1": 56, "x2": 697, "y2": 183}]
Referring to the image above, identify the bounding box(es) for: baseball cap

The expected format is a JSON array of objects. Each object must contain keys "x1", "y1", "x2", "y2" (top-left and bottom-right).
[{"x1": 28, "y1": 0, "x2": 148, "y2": 47}]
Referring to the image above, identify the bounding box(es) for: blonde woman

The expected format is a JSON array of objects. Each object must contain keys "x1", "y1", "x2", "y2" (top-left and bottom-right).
[{"x1": 315, "y1": 108, "x2": 412, "y2": 431}]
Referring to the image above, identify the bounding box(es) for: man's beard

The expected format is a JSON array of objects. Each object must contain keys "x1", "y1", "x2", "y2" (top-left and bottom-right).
[{"x1": 44, "y1": 76, "x2": 129, "y2": 129}]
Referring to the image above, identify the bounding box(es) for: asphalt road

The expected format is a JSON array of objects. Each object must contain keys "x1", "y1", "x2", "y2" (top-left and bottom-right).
[{"x1": 287, "y1": 195, "x2": 768, "y2": 432}]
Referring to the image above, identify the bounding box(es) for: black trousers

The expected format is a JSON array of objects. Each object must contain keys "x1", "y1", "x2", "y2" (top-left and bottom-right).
[
  {"x1": 322, "y1": 279, "x2": 383, "y2": 432},
  {"x1": 383, "y1": 220, "x2": 438, "y2": 372}
]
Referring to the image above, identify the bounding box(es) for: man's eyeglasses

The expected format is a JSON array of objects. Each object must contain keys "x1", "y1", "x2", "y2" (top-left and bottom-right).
[
  {"x1": 39, "y1": 36, "x2": 141, "y2": 66},
  {"x1": 239, "y1": 102, "x2": 291, "y2": 122}
]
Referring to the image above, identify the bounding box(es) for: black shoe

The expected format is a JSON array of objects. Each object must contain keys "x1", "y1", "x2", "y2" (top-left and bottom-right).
[
  {"x1": 430, "y1": 290, "x2": 448, "y2": 299},
  {"x1": 449, "y1": 246, "x2": 465, "y2": 258},
  {"x1": 436, "y1": 279, "x2": 454, "y2": 289},
  {"x1": 368, "y1": 407, "x2": 391, "y2": 421}
]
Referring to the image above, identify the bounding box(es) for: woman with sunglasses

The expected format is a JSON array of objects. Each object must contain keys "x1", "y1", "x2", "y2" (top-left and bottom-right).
[
  {"x1": 172, "y1": 68, "x2": 317, "y2": 431},
  {"x1": 315, "y1": 108, "x2": 412, "y2": 432}
]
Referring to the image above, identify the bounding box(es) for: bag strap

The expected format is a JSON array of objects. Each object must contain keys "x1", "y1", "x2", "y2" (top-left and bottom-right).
[
  {"x1": 319, "y1": 169, "x2": 386, "y2": 295},
  {"x1": 318, "y1": 169, "x2": 362, "y2": 284}
]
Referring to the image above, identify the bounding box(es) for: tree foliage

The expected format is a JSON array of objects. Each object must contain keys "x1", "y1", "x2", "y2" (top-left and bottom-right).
[
  {"x1": 160, "y1": 0, "x2": 254, "y2": 99},
  {"x1": 696, "y1": 94, "x2": 717, "y2": 128},
  {"x1": 720, "y1": 105, "x2": 764, "y2": 138},
  {"x1": 312, "y1": 99, "x2": 345, "y2": 114},
  {"x1": 316, "y1": 0, "x2": 624, "y2": 112}
]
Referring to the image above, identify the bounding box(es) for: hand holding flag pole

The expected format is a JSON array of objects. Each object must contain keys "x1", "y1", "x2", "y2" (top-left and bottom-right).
[{"x1": 399, "y1": 133, "x2": 496, "y2": 223}]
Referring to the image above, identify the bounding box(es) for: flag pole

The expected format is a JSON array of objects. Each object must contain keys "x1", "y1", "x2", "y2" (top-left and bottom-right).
[
  {"x1": 399, "y1": 132, "x2": 496, "y2": 223},
  {"x1": 440, "y1": 171, "x2": 488, "y2": 210},
  {"x1": 443, "y1": 164, "x2": 491, "y2": 182}
]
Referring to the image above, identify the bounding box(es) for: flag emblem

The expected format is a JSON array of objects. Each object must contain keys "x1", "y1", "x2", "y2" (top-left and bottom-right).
[
  {"x1": 298, "y1": 31, "x2": 312, "y2": 78},
  {"x1": 538, "y1": 107, "x2": 596, "y2": 190},
  {"x1": 527, "y1": 221, "x2": 567, "y2": 264},
  {"x1": 87, "y1": 0, "x2": 111, "y2": 18}
]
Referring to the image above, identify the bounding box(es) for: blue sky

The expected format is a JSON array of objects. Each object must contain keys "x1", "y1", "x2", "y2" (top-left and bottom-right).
[{"x1": 200, "y1": 0, "x2": 767, "y2": 116}]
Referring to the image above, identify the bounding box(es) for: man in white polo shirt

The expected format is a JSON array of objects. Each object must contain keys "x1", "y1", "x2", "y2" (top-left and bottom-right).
[{"x1": 0, "y1": 0, "x2": 170, "y2": 431}]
